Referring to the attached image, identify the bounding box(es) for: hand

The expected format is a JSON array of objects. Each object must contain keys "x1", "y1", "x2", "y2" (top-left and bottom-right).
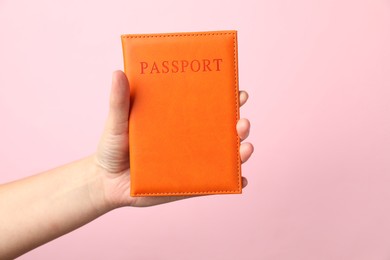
[{"x1": 94, "y1": 71, "x2": 254, "y2": 208}]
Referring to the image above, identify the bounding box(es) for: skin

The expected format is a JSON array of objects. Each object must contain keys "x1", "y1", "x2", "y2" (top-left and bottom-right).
[{"x1": 0, "y1": 71, "x2": 254, "y2": 259}]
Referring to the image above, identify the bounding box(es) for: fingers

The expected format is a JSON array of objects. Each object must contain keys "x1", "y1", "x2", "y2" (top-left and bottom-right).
[
  {"x1": 107, "y1": 71, "x2": 130, "y2": 135},
  {"x1": 240, "y1": 142, "x2": 254, "y2": 163},
  {"x1": 239, "y1": 90, "x2": 249, "y2": 107},
  {"x1": 238, "y1": 90, "x2": 253, "y2": 163},
  {"x1": 237, "y1": 118, "x2": 250, "y2": 141},
  {"x1": 238, "y1": 91, "x2": 251, "y2": 188},
  {"x1": 132, "y1": 176, "x2": 250, "y2": 207},
  {"x1": 242, "y1": 177, "x2": 248, "y2": 188}
]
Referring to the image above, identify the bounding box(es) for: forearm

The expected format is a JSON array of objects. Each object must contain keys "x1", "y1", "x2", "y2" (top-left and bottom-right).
[{"x1": 0, "y1": 155, "x2": 110, "y2": 259}]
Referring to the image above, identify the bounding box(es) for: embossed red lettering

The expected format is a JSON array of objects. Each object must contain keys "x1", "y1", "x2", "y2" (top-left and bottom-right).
[
  {"x1": 203, "y1": 59, "x2": 211, "y2": 72},
  {"x1": 139, "y1": 58, "x2": 223, "y2": 74},
  {"x1": 150, "y1": 62, "x2": 160, "y2": 74},
  {"x1": 181, "y1": 60, "x2": 189, "y2": 72},
  {"x1": 190, "y1": 60, "x2": 201, "y2": 72},
  {"x1": 172, "y1": 60, "x2": 179, "y2": 73},
  {"x1": 140, "y1": 62, "x2": 148, "y2": 74},
  {"x1": 162, "y1": 61, "x2": 169, "y2": 73},
  {"x1": 213, "y1": 59, "x2": 223, "y2": 71}
]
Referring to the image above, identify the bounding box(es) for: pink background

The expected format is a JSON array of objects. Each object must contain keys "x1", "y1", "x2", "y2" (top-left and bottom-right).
[{"x1": 1, "y1": 0, "x2": 390, "y2": 259}]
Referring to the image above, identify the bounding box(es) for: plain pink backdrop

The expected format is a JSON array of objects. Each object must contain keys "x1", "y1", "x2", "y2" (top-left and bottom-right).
[{"x1": 1, "y1": 0, "x2": 390, "y2": 259}]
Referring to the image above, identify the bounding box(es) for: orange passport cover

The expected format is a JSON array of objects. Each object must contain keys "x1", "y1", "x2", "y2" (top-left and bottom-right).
[{"x1": 121, "y1": 30, "x2": 241, "y2": 196}]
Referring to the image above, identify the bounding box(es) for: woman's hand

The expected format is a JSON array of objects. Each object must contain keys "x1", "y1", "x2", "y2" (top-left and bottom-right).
[{"x1": 93, "y1": 71, "x2": 254, "y2": 208}]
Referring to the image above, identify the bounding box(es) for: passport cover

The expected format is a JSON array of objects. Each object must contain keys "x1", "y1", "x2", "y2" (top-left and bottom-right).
[{"x1": 121, "y1": 30, "x2": 241, "y2": 196}]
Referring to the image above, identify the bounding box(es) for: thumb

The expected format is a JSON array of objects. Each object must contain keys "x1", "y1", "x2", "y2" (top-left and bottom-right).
[
  {"x1": 95, "y1": 70, "x2": 130, "y2": 173},
  {"x1": 106, "y1": 70, "x2": 130, "y2": 136}
]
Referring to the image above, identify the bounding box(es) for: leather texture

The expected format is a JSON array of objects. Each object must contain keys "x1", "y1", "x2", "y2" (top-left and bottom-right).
[{"x1": 121, "y1": 30, "x2": 241, "y2": 196}]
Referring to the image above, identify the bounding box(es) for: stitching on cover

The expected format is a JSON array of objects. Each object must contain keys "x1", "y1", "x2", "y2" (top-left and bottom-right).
[
  {"x1": 122, "y1": 32, "x2": 235, "y2": 39},
  {"x1": 125, "y1": 32, "x2": 241, "y2": 195},
  {"x1": 232, "y1": 33, "x2": 241, "y2": 193},
  {"x1": 133, "y1": 190, "x2": 239, "y2": 196}
]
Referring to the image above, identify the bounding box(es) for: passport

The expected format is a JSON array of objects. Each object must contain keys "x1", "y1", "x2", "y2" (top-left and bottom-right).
[{"x1": 121, "y1": 30, "x2": 242, "y2": 196}]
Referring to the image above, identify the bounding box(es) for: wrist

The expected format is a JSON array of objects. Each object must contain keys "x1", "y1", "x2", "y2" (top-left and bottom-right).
[{"x1": 85, "y1": 155, "x2": 118, "y2": 214}]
